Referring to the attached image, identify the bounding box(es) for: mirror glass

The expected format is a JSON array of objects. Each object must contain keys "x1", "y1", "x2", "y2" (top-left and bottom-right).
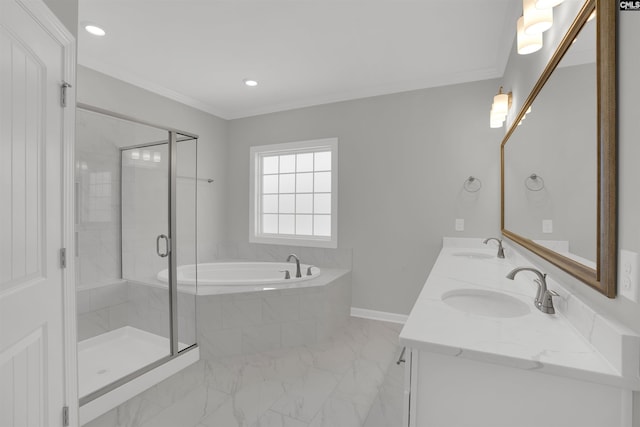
[
  {"x1": 502, "y1": 0, "x2": 617, "y2": 297},
  {"x1": 504, "y1": 14, "x2": 597, "y2": 268}
]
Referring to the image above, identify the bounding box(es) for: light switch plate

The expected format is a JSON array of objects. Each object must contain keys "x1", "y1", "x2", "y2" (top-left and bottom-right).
[
  {"x1": 542, "y1": 219, "x2": 553, "y2": 233},
  {"x1": 455, "y1": 218, "x2": 464, "y2": 231},
  {"x1": 619, "y1": 249, "x2": 640, "y2": 303}
]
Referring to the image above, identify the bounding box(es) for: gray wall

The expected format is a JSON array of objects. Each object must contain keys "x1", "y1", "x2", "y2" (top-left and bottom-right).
[
  {"x1": 227, "y1": 80, "x2": 503, "y2": 315},
  {"x1": 77, "y1": 66, "x2": 228, "y2": 264}
]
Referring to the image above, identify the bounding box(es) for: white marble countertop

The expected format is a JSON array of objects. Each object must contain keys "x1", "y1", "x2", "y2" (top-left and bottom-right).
[{"x1": 399, "y1": 240, "x2": 640, "y2": 390}]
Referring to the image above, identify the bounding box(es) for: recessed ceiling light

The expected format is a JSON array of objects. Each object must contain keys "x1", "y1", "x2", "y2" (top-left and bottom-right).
[
  {"x1": 243, "y1": 79, "x2": 258, "y2": 87},
  {"x1": 84, "y1": 23, "x2": 106, "y2": 36}
]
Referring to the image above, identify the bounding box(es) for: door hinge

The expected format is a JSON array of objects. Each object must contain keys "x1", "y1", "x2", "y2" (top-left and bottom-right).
[
  {"x1": 62, "y1": 406, "x2": 69, "y2": 426},
  {"x1": 60, "y1": 248, "x2": 67, "y2": 269},
  {"x1": 61, "y1": 82, "x2": 72, "y2": 108}
]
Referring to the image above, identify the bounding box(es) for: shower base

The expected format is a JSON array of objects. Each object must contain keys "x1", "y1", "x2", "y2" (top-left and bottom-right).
[
  {"x1": 78, "y1": 326, "x2": 186, "y2": 397},
  {"x1": 79, "y1": 326, "x2": 198, "y2": 425}
]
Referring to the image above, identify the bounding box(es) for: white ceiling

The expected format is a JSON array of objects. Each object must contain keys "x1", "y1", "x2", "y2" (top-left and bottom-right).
[{"x1": 78, "y1": 0, "x2": 521, "y2": 120}]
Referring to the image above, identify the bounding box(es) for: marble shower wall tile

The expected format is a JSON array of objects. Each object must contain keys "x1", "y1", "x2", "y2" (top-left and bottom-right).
[{"x1": 77, "y1": 282, "x2": 129, "y2": 341}]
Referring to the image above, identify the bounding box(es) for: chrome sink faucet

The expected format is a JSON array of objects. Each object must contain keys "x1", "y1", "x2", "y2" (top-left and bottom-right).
[
  {"x1": 286, "y1": 253, "x2": 302, "y2": 278},
  {"x1": 506, "y1": 267, "x2": 558, "y2": 314},
  {"x1": 483, "y1": 237, "x2": 505, "y2": 258}
]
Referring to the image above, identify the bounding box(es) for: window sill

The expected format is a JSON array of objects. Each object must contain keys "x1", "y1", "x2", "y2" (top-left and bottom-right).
[{"x1": 250, "y1": 234, "x2": 337, "y2": 249}]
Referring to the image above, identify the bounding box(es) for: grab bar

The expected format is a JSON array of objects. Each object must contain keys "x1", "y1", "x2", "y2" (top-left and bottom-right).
[{"x1": 156, "y1": 234, "x2": 170, "y2": 258}]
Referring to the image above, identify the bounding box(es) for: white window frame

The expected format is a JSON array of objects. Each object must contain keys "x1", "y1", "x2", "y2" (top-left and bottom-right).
[{"x1": 249, "y1": 138, "x2": 338, "y2": 248}]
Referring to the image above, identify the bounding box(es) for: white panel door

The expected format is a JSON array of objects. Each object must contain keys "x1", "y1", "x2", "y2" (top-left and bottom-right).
[{"x1": 0, "y1": 0, "x2": 71, "y2": 425}]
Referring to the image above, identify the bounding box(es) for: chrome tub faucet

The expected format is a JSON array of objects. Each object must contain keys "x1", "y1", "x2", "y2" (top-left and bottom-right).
[{"x1": 286, "y1": 253, "x2": 302, "y2": 278}]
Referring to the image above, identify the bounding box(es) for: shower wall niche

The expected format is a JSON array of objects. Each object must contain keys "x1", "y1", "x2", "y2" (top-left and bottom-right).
[{"x1": 75, "y1": 106, "x2": 199, "y2": 412}]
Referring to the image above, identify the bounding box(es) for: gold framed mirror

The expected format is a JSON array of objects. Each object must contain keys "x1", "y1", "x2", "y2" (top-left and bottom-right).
[{"x1": 501, "y1": 0, "x2": 616, "y2": 297}]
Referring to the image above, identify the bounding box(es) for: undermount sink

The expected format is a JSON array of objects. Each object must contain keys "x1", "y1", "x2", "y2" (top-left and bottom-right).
[
  {"x1": 452, "y1": 252, "x2": 494, "y2": 260},
  {"x1": 442, "y1": 289, "x2": 530, "y2": 318}
]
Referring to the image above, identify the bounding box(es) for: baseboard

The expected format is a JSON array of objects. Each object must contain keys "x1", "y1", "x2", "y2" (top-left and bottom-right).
[{"x1": 350, "y1": 307, "x2": 408, "y2": 324}]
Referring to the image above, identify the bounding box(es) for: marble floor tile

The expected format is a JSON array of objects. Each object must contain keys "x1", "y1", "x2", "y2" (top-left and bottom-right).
[
  {"x1": 308, "y1": 396, "x2": 363, "y2": 427},
  {"x1": 249, "y1": 410, "x2": 308, "y2": 427},
  {"x1": 199, "y1": 379, "x2": 286, "y2": 427},
  {"x1": 270, "y1": 367, "x2": 341, "y2": 422},
  {"x1": 362, "y1": 356, "x2": 404, "y2": 427},
  {"x1": 87, "y1": 317, "x2": 404, "y2": 427},
  {"x1": 138, "y1": 384, "x2": 228, "y2": 427}
]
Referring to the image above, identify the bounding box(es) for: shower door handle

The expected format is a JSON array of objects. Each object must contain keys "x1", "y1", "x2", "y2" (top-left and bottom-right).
[{"x1": 156, "y1": 234, "x2": 170, "y2": 258}]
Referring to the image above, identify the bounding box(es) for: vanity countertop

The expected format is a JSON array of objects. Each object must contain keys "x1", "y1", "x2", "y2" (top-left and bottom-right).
[{"x1": 399, "y1": 240, "x2": 640, "y2": 390}]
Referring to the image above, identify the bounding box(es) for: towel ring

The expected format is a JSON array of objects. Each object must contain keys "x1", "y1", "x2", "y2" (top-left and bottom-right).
[
  {"x1": 463, "y1": 176, "x2": 482, "y2": 193},
  {"x1": 525, "y1": 174, "x2": 545, "y2": 191}
]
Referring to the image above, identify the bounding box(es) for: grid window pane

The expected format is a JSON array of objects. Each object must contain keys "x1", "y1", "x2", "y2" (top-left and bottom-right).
[
  {"x1": 263, "y1": 175, "x2": 278, "y2": 194},
  {"x1": 263, "y1": 214, "x2": 278, "y2": 234},
  {"x1": 280, "y1": 155, "x2": 296, "y2": 173},
  {"x1": 254, "y1": 141, "x2": 336, "y2": 244},
  {"x1": 314, "y1": 172, "x2": 331, "y2": 192},
  {"x1": 262, "y1": 195, "x2": 278, "y2": 213},
  {"x1": 279, "y1": 194, "x2": 295, "y2": 213},
  {"x1": 314, "y1": 215, "x2": 331, "y2": 236},
  {"x1": 296, "y1": 194, "x2": 313, "y2": 214},
  {"x1": 279, "y1": 214, "x2": 295, "y2": 234},
  {"x1": 296, "y1": 173, "x2": 313, "y2": 193},
  {"x1": 279, "y1": 173, "x2": 295, "y2": 193},
  {"x1": 314, "y1": 194, "x2": 331, "y2": 214},
  {"x1": 315, "y1": 151, "x2": 331, "y2": 171},
  {"x1": 296, "y1": 215, "x2": 313, "y2": 235},
  {"x1": 296, "y1": 153, "x2": 314, "y2": 172},
  {"x1": 263, "y1": 156, "x2": 279, "y2": 174}
]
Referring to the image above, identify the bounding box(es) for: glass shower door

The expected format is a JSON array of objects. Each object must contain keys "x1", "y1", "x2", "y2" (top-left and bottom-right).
[
  {"x1": 76, "y1": 108, "x2": 174, "y2": 404},
  {"x1": 76, "y1": 106, "x2": 199, "y2": 407},
  {"x1": 121, "y1": 141, "x2": 173, "y2": 352}
]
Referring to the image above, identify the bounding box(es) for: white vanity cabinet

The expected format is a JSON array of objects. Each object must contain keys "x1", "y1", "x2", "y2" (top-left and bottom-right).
[
  {"x1": 401, "y1": 347, "x2": 631, "y2": 427},
  {"x1": 400, "y1": 239, "x2": 640, "y2": 427}
]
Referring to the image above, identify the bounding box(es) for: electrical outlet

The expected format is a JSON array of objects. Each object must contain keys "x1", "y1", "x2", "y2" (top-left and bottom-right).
[
  {"x1": 542, "y1": 219, "x2": 553, "y2": 233},
  {"x1": 455, "y1": 218, "x2": 464, "y2": 231},
  {"x1": 619, "y1": 249, "x2": 640, "y2": 302}
]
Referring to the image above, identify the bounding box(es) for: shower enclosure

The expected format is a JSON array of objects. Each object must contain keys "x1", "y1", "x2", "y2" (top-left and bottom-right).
[{"x1": 75, "y1": 105, "x2": 199, "y2": 413}]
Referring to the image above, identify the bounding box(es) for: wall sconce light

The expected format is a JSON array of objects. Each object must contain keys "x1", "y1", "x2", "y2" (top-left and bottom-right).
[
  {"x1": 517, "y1": 16, "x2": 543, "y2": 55},
  {"x1": 517, "y1": 0, "x2": 565, "y2": 55},
  {"x1": 523, "y1": 0, "x2": 553, "y2": 34},
  {"x1": 489, "y1": 87, "x2": 512, "y2": 128}
]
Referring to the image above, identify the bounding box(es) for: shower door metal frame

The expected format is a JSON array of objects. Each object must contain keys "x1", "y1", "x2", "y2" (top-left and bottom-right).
[{"x1": 77, "y1": 103, "x2": 199, "y2": 406}]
